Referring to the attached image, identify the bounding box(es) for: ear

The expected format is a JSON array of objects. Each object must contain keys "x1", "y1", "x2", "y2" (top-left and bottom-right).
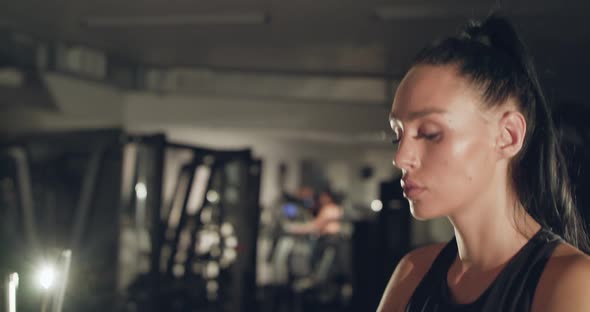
[{"x1": 496, "y1": 110, "x2": 526, "y2": 159}]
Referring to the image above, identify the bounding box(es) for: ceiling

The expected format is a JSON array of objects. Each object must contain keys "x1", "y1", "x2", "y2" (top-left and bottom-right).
[{"x1": 1, "y1": 0, "x2": 590, "y2": 106}]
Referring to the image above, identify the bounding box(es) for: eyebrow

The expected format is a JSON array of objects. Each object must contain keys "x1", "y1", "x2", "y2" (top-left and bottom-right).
[{"x1": 389, "y1": 108, "x2": 447, "y2": 122}]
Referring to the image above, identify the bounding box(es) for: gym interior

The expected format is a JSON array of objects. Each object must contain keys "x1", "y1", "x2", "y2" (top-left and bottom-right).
[{"x1": 1, "y1": 1, "x2": 590, "y2": 311}]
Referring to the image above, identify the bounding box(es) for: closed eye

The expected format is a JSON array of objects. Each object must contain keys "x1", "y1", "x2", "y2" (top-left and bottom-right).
[
  {"x1": 390, "y1": 129, "x2": 440, "y2": 145},
  {"x1": 419, "y1": 132, "x2": 441, "y2": 141},
  {"x1": 393, "y1": 132, "x2": 440, "y2": 143}
]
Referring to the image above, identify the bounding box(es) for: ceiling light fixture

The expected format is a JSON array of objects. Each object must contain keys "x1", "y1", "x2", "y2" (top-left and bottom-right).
[
  {"x1": 83, "y1": 12, "x2": 270, "y2": 28},
  {"x1": 375, "y1": 5, "x2": 487, "y2": 20}
]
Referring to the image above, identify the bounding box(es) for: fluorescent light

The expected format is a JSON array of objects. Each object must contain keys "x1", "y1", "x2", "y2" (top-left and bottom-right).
[
  {"x1": 7, "y1": 273, "x2": 19, "y2": 312},
  {"x1": 84, "y1": 12, "x2": 270, "y2": 27},
  {"x1": 37, "y1": 264, "x2": 56, "y2": 290},
  {"x1": 375, "y1": 5, "x2": 487, "y2": 20}
]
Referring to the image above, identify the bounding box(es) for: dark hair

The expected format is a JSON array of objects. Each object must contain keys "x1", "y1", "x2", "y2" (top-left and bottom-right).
[{"x1": 412, "y1": 15, "x2": 590, "y2": 253}]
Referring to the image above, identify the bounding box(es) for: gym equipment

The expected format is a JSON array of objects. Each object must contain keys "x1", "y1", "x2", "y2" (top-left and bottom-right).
[
  {"x1": 122, "y1": 137, "x2": 261, "y2": 312},
  {"x1": 1, "y1": 131, "x2": 262, "y2": 312}
]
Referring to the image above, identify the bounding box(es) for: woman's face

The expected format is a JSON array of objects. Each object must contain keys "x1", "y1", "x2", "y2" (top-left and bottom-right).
[{"x1": 390, "y1": 64, "x2": 499, "y2": 220}]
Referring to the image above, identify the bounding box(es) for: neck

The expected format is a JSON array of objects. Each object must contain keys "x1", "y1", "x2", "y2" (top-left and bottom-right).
[{"x1": 448, "y1": 184, "x2": 540, "y2": 271}]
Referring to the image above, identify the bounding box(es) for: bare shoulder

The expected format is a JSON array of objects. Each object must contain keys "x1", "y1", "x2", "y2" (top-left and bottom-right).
[
  {"x1": 533, "y1": 243, "x2": 590, "y2": 312},
  {"x1": 377, "y1": 243, "x2": 447, "y2": 312}
]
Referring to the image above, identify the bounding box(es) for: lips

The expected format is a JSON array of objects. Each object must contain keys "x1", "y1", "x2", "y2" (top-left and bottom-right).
[{"x1": 401, "y1": 179, "x2": 425, "y2": 199}]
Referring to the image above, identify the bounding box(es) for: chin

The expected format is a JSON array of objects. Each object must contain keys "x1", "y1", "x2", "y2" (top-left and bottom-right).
[{"x1": 408, "y1": 201, "x2": 445, "y2": 220}]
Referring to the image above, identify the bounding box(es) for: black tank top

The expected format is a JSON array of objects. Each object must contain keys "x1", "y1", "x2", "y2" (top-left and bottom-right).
[{"x1": 405, "y1": 229, "x2": 561, "y2": 312}]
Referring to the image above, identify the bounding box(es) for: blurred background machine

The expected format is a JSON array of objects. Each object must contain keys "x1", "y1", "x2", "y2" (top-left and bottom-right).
[
  {"x1": 0, "y1": 130, "x2": 262, "y2": 312},
  {"x1": 122, "y1": 136, "x2": 261, "y2": 312}
]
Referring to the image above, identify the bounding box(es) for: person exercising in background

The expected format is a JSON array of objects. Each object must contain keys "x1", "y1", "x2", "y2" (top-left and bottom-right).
[
  {"x1": 285, "y1": 188, "x2": 350, "y2": 292},
  {"x1": 284, "y1": 189, "x2": 343, "y2": 236}
]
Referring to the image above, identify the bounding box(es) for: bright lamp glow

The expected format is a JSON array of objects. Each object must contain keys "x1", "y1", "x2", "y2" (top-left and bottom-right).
[
  {"x1": 38, "y1": 265, "x2": 56, "y2": 290},
  {"x1": 206, "y1": 190, "x2": 219, "y2": 203},
  {"x1": 135, "y1": 182, "x2": 148, "y2": 200},
  {"x1": 371, "y1": 200, "x2": 383, "y2": 212}
]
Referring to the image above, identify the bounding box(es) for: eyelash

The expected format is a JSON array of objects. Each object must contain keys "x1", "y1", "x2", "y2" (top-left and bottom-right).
[
  {"x1": 421, "y1": 132, "x2": 441, "y2": 140},
  {"x1": 391, "y1": 132, "x2": 441, "y2": 145}
]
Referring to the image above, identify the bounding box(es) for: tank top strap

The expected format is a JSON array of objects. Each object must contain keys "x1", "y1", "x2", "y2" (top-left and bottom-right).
[
  {"x1": 405, "y1": 238, "x2": 459, "y2": 311},
  {"x1": 406, "y1": 229, "x2": 562, "y2": 312},
  {"x1": 480, "y1": 228, "x2": 562, "y2": 311}
]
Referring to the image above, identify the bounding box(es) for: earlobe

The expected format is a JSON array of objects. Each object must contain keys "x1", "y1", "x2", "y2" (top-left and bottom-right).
[{"x1": 497, "y1": 111, "x2": 526, "y2": 159}]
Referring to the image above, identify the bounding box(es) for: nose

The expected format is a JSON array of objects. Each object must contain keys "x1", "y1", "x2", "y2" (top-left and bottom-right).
[{"x1": 392, "y1": 138, "x2": 419, "y2": 171}]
